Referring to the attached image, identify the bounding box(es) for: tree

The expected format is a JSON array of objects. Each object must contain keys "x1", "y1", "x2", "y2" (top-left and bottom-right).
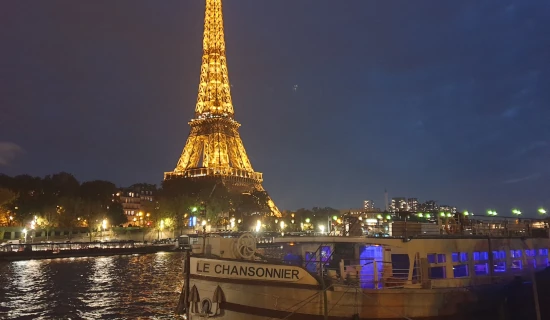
[
  {"x1": 107, "y1": 202, "x2": 127, "y2": 226},
  {"x1": 0, "y1": 188, "x2": 17, "y2": 226}
]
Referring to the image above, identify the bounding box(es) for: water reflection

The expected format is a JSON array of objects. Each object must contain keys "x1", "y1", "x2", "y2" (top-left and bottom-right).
[{"x1": 0, "y1": 252, "x2": 184, "y2": 319}]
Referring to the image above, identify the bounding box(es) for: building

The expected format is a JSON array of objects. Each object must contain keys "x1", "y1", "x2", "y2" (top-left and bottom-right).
[
  {"x1": 418, "y1": 200, "x2": 439, "y2": 212},
  {"x1": 118, "y1": 184, "x2": 156, "y2": 226},
  {"x1": 364, "y1": 200, "x2": 375, "y2": 210},
  {"x1": 390, "y1": 197, "x2": 407, "y2": 212},
  {"x1": 407, "y1": 198, "x2": 419, "y2": 212},
  {"x1": 439, "y1": 205, "x2": 457, "y2": 214}
]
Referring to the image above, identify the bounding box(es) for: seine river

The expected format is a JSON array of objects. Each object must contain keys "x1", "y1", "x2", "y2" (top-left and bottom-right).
[{"x1": 0, "y1": 252, "x2": 185, "y2": 319}]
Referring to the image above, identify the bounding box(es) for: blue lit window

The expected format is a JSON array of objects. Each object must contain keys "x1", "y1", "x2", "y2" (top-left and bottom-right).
[
  {"x1": 539, "y1": 249, "x2": 549, "y2": 256},
  {"x1": 510, "y1": 250, "x2": 522, "y2": 258},
  {"x1": 474, "y1": 263, "x2": 489, "y2": 275},
  {"x1": 473, "y1": 252, "x2": 480, "y2": 261},
  {"x1": 427, "y1": 254, "x2": 436, "y2": 263},
  {"x1": 452, "y1": 252, "x2": 459, "y2": 262},
  {"x1": 494, "y1": 261, "x2": 506, "y2": 272},
  {"x1": 437, "y1": 254, "x2": 446, "y2": 263},
  {"x1": 460, "y1": 252, "x2": 468, "y2": 261},
  {"x1": 525, "y1": 249, "x2": 536, "y2": 257},
  {"x1": 453, "y1": 264, "x2": 469, "y2": 278}
]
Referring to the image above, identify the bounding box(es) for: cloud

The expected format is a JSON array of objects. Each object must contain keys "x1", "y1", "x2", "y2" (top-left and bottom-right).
[
  {"x1": 0, "y1": 142, "x2": 23, "y2": 166},
  {"x1": 503, "y1": 172, "x2": 542, "y2": 184}
]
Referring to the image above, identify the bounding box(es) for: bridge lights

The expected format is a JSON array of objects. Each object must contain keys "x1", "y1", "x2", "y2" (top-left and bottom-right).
[
  {"x1": 487, "y1": 210, "x2": 497, "y2": 216},
  {"x1": 538, "y1": 208, "x2": 547, "y2": 215},
  {"x1": 512, "y1": 209, "x2": 521, "y2": 215}
]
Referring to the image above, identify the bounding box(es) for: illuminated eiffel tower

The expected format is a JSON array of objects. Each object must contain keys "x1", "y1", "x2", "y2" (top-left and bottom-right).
[{"x1": 165, "y1": 0, "x2": 280, "y2": 217}]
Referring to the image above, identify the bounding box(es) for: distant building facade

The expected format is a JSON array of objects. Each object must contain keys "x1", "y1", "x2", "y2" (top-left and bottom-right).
[
  {"x1": 118, "y1": 184, "x2": 156, "y2": 226},
  {"x1": 407, "y1": 198, "x2": 418, "y2": 212}
]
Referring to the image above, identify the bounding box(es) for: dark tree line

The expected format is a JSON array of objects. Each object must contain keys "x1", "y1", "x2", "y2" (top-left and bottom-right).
[
  {"x1": 0, "y1": 172, "x2": 126, "y2": 232},
  {"x1": 0, "y1": 173, "x2": 275, "y2": 235}
]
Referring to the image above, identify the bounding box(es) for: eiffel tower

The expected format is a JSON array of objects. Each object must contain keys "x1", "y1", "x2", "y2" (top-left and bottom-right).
[{"x1": 165, "y1": 0, "x2": 280, "y2": 217}]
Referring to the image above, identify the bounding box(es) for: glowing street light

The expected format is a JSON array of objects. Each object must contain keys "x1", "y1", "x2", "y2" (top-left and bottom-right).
[
  {"x1": 538, "y1": 208, "x2": 547, "y2": 215},
  {"x1": 305, "y1": 218, "x2": 310, "y2": 223},
  {"x1": 332, "y1": 215, "x2": 338, "y2": 221},
  {"x1": 280, "y1": 221, "x2": 285, "y2": 230},
  {"x1": 487, "y1": 210, "x2": 497, "y2": 216},
  {"x1": 319, "y1": 225, "x2": 325, "y2": 233},
  {"x1": 255, "y1": 220, "x2": 261, "y2": 232},
  {"x1": 102, "y1": 219, "x2": 108, "y2": 230},
  {"x1": 463, "y1": 211, "x2": 470, "y2": 216},
  {"x1": 512, "y1": 209, "x2": 521, "y2": 215},
  {"x1": 191, "y1": 207, "x2": 198, "y2": 213}
]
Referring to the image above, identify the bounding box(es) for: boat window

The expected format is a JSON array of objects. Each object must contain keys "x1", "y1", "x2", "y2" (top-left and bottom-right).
[
  {"x1": 453, "y1": 264, "x2": 469, "y2": 278},
  {"x1": 305, "y1": 252, "x2": 317, "y2": 273},
  {"x1": 510, "y1": 259, "x2": 522, "y2": 270},
  {"x1": 494, "y1": 261, "x2": 506, "y2": 273},
  {"x1": 492, "y1": 250, "x2": 506, "y2": 259},
  {"x1": 525, "y1": 249, "x2": 536, "y2": 257},
  {"x1": 320, "y1": 246, "x2": 331, "y2": 263},
  {"x1": 510, "y1": 250, "x2": 522, "y2": 258},
  {"x1": 452, "y1": 252, "x2": 468, "y2": 263},
  {"x1": 474, "y1": 263, "x2": 489, "y2": 275},
  {"x1": 539, "y1": 249, "x2": 549, "y2": 256},
  {"x1": 473, "y1": 251, "x2": 488, "y2": 261},
  {"x1": 429, "y1": 266, "x2": 446, "y2": 279},
  {"x1": 391, "y1": 254, "x2": 410, "y2": 279}
]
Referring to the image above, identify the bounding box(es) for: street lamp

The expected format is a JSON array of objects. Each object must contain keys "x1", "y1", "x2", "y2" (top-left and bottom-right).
[
  {"x1": 255, "y1": 220, "x2": 261, "y2": 233},
  {"x1": 319, "y1": 225, "x2": 325, "y2": 234},
  {"x1": 538, "y1": 208, "x2": 547, "y2": 215},
  {"x1": 280, "y1": 221, "x2": 285, "y2": 230},
  {"x1": 487, "y1": 210, "x2": 497, "y2": 216},
  {"x1": 22, "y1": 228, "x2": 27, "y2": 242},
  {"x1": 512, "y1": 209, "x2": 521, "y2": 215}
]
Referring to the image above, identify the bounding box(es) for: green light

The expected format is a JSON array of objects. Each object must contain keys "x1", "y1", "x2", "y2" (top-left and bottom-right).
[
  {"x1": 463, "y1": 211, "x2": 469, "y2": 216},
  {"x1": 332, "y1": 215, "x2": 338, "y2": 221},
  {"x1": 539, "y1": 208, "x2": 547, "y2": 215},
  {"x1": 305, "y1": 218, "x2": 310, "y2": 223},
  {"x1": 425, "y1": 213, "x2": 431, "y2": 219},
  {"x1": 376, "y1": 214, "x2": 383, "y2": 219},
  {"x1": 417, "y1": 213, "x2": 423, "y2": 217},
  {"x1": 446, "y1": 213, "x2": 452, "y2": 217},
  {"x1": 191, "y1": 207, "x2": 197, "y2": 212},
  {"x1": 440, "y1": 212, "x2": 445, "y2": 217},
  {"x1": 386, "y1": 215, "x2": 391, "y2": 220},
  {"x1": 512, "y1": 209, "x2": 521, "y2": 215}
]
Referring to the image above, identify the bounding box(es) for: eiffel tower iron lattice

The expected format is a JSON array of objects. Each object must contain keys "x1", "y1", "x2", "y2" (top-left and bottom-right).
[{"x1": 165, "y1": 0, "x2": 280, "y2": 217}]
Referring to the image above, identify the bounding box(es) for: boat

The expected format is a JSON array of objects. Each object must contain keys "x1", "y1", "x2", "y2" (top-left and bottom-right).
[{"x1": 176, "y1": 217, "x2": 550, "y2": 319}]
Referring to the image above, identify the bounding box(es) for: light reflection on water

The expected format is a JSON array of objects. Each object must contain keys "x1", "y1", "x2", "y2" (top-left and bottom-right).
[{"x1": 0, "y1": 252, "x2": 185, "y2": 319}]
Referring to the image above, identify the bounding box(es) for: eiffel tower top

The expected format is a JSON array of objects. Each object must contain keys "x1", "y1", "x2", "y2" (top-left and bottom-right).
[{"x1": 195, "y1": 0, "x2": 234, "y2": 118}]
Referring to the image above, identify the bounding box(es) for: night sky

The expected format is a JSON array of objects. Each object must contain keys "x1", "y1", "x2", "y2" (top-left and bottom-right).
[{"x1": 1, "y1": 1, "x2": 549, "y2": 215}]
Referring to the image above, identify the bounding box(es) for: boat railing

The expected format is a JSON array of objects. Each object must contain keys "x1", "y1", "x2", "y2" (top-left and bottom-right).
[
  {"x1": 0, "y1": 240, "x2": 142, "y2": 253},
  {"x1": 327, "y1": 259, "x2": 540, "y2": 290}
]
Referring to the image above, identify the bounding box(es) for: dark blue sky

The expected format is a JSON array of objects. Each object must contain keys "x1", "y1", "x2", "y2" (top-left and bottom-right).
[{"x1": 1, "y1": 0, "x2": 549, "y2": 215}]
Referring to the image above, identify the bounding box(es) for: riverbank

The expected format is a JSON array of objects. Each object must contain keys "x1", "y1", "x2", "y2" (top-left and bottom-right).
[{"x1": 0, "y1": 242, "x2": 176, "y2": 262}]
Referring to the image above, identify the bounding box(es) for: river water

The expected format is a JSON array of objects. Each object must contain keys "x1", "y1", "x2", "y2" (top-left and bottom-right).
[{"x1": 0, "y1": 252, "x2": 185, "y2": 319}]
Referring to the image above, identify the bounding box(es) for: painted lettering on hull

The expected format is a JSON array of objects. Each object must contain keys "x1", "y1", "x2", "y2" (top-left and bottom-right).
[{"x1": 195, "y1": 260, "x2": 302, "y2": 282}]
